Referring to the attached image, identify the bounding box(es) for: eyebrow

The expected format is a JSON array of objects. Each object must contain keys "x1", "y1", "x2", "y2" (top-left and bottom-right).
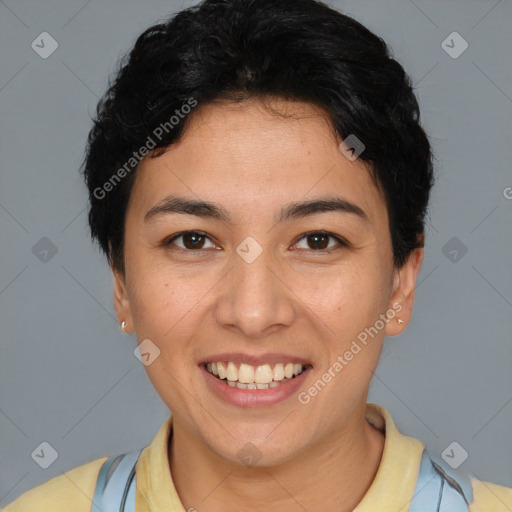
[{"x1": 144, "y1": 195, "x2": 370, "y2": 225}]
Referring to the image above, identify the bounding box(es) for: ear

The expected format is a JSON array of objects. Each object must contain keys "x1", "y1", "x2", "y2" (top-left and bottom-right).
[
  {"x1": 385, "y1": 246, "x2": 424, "y2": 336},
  {"x1": 113, "y1": 269, "x2": 134, "y2": 333}
]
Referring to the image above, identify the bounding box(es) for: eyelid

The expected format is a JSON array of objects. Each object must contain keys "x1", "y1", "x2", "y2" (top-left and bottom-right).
[
  {"x1": 292, "y1": 230, "x2": 349, "y2": 251},
  {"x1": 164, "y1": 230, "x2": 218, "y2": 250}
]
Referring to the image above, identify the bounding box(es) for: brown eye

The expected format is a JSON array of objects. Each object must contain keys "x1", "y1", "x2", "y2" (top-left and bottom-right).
[
  {"x1": 307, "y1": 233, "x2": 329, "y2": 250},
  {"x1": 165, "y1": 231, "x2": 216, "y2": 251},
  {"x1": 183, "y1": 232, "x2": 205, "y2": 249},
  {"x1": 294, "y1": 231, "x2": 348, "y2": 251}
]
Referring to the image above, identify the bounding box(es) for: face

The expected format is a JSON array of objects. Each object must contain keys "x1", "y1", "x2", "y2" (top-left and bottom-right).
[{"x1": 113, "y1": 97, "x2": 422, "y2": 466}]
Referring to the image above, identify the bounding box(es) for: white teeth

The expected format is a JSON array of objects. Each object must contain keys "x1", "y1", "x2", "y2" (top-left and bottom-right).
[
  {"x1": 238, "y1": 363, "x2": 255, "y2": 383},
  {"x1": 205, "y1": 360, "x2": 308, "y2": 388},
  {"x1": 217, "y1": 362, "x2": 226, "y2": 379},
  {"x1": 226, "y1": 362, "x2": 238, "y2": 382},
  {"x1": 255, "y1": 364, "x2": 273, "y2": 384},
  {"x1": 273, "y1": 363, "x2": 285, "y2": 381}
]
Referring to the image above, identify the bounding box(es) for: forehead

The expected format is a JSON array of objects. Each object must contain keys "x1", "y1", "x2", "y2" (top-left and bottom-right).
[{"x1": 129, "y1": 98, "x2": 387, "y2": 226}]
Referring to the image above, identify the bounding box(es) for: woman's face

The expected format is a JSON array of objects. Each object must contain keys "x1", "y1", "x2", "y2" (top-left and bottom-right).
[{"x1": 114, "y1": 97, "x2": 422, "y2": 465}]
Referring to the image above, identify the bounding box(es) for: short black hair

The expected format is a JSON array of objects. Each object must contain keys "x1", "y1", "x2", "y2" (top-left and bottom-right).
[{"x1": 82, "y1": 0, "x2": 434, "y2": 273}]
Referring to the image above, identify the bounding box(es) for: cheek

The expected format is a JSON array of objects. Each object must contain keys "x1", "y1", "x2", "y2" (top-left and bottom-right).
[
  {"x1": 127, "y1": 269, "x2": 207, "y2": 408},
  {"x1": 304, "y1": 261, "x2": 382, "y2": 317},
  {"x1": 307, "y1": 261, "x2": 391, "y2": 357},
  {"x1": 129, "y1": 255, "x2": 209, "y2": 316}
]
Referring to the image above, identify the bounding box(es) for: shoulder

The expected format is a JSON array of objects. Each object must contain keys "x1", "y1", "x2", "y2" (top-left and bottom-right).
[
  {"x1": 409, "y1": 448, "x2": 512, "y2": 512},
  {"x1": 469, "y1": 478, "x2": 512, "y2": 512},
  {"x1": 1, "y1": 456, "x2": 107, "y2": 512}
]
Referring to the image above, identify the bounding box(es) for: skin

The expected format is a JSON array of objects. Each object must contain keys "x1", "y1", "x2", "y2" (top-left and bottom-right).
[{"x1": 113, "y1": 97, "x2": 423, "y2": 512}]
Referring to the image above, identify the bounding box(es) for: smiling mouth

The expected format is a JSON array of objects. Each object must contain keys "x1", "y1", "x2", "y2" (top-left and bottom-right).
[{"x1": 202, "y1": 361, "x2": 311, "y2": 389}]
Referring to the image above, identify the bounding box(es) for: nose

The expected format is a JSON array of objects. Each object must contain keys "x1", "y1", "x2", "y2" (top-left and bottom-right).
[{"x1": 213, "y1": 246, "x2": 296, "y2": 339}]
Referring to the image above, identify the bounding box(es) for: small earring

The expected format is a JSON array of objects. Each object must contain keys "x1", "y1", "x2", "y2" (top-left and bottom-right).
[
  {"x1": 120, "y1": 321, "x2": 126, "y2": 332},
  {"x1": 397, "y1": 318, "x2": 404, "y2": 325}
]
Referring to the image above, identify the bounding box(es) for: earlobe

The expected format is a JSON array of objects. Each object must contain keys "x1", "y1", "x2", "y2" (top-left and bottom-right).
[
  {"x1": 385, "y1": 247, "x2": 424, "y2": 337},
  {"x1": 113, "y1": 269, "x2": 134, "y2": 333}
]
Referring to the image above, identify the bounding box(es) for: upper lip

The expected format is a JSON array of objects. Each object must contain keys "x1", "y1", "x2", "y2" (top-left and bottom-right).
[{"x1": 200, "y1": 353, "x2": 312, "y2": 367}]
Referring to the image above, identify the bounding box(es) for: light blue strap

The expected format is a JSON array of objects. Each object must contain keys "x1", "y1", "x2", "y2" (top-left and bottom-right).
[
  {"x1": 409, "y1": 449, "x2": 472, "y2": 512},
  {"x1": 122, "y1": 471, "x2": 137, "y2": 512},
  {"x1": 91, "y1": 450, "x2": 142, "y2": 512}
]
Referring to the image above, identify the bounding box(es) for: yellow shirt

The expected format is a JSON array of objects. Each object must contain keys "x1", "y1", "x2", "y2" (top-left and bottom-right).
[{"x1": 3, "y1": 403, "x2": 511, "y2": 511}]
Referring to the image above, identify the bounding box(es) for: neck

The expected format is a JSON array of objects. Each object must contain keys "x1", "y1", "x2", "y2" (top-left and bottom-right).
[{"x1": 168, "y1": 404, "x2": 385, "y2": 512}]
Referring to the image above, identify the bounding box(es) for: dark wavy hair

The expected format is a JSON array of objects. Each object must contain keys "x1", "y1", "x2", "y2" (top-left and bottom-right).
[{"x1": 82, "y1": 0, "x2": 435, "y2": 274}]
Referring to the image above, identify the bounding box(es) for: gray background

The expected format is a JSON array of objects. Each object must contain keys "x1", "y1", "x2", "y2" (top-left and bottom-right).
[{"x1": 1, "y1": 0, "x2": 511, "y2": 505}]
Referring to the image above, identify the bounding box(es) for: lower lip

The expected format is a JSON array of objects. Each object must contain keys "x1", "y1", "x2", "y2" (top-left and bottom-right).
[{"x1": 200, "y1": 364, "x2": 312, "y2": 408}]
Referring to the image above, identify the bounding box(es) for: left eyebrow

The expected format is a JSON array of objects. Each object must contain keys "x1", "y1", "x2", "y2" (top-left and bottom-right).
[
  {"x1": 143, "y1": 195, "x2": 370, "y2": 225},
  {"x1": 279, "y1": 197, "x2": 369, "y2": 224}
]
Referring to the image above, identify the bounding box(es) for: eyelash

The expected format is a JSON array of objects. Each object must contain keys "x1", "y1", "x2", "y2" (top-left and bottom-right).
[{"x1": 162, "y1": 230, "x2": 349, "y2": 254}]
